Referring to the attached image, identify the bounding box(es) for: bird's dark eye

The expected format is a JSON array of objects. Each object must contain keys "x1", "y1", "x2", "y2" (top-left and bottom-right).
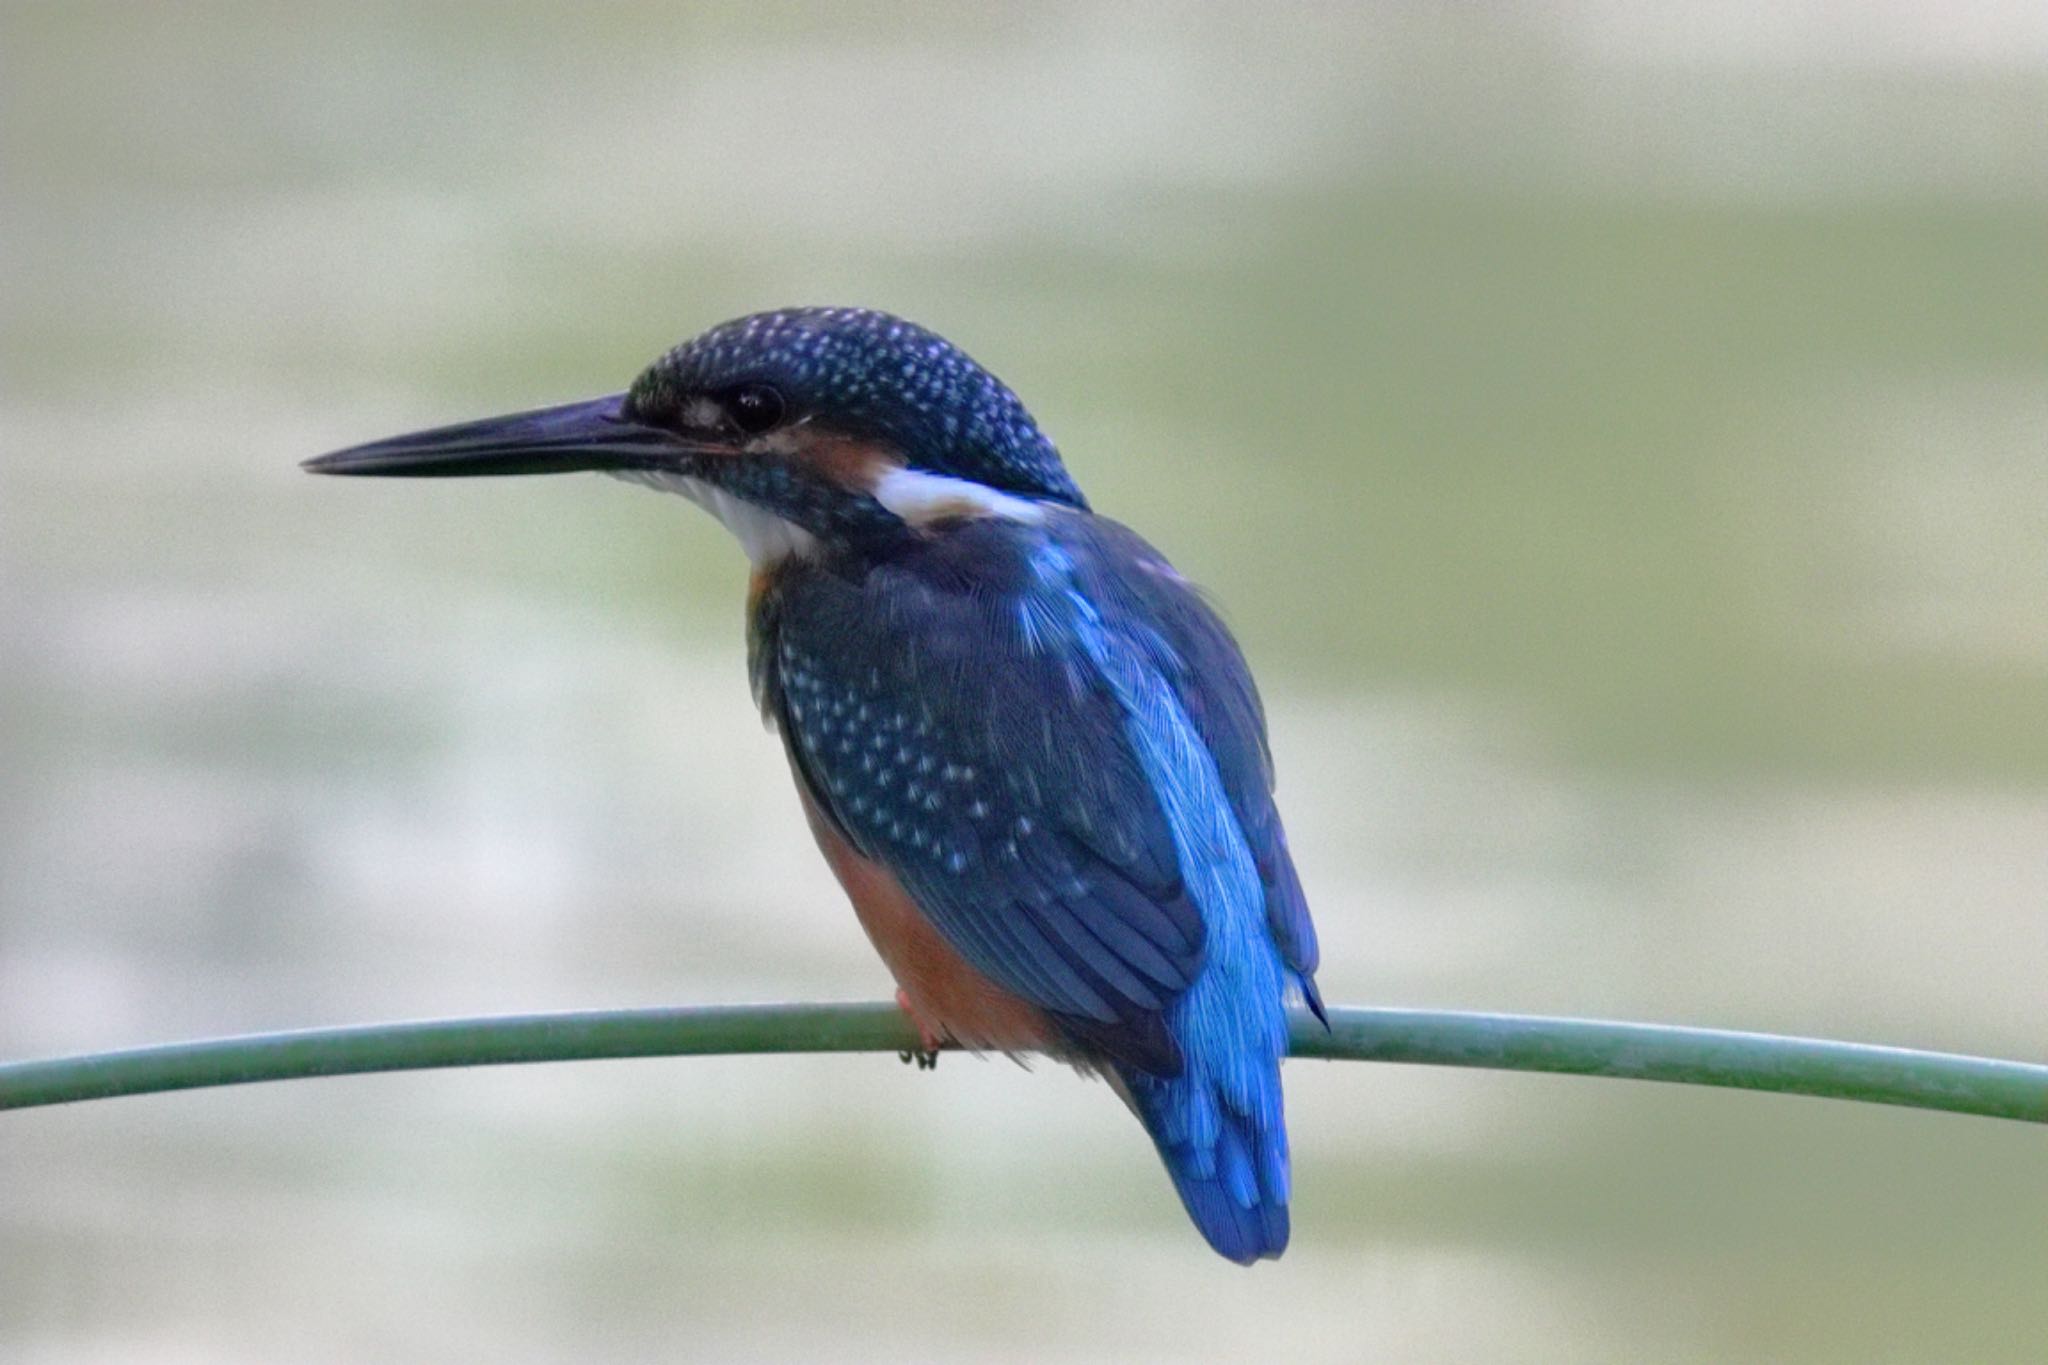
[{"x1": 726, "y1": 383, "x2": 786, "y2": 435}]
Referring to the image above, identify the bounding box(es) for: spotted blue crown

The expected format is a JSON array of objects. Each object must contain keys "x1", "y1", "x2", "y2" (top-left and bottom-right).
[{"x1": 631, "y1": 307, "x2": 1086, "y2": 508}]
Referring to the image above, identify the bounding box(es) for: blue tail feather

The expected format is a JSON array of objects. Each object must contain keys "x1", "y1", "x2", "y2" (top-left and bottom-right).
[{"x1": 1120, "y1": 1062, "x2": 1291, "y2": 1265}]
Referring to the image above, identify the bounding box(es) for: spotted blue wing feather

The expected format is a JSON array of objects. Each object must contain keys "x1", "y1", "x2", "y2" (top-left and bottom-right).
[{"x1": 751, "y1": 520, "x2": 1206, "y2": 1074}]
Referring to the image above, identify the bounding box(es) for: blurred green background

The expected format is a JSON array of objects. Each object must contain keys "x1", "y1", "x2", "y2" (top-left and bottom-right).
[{"x1": 5, "y1": 3, "x2": 2046, "y2": 1360}]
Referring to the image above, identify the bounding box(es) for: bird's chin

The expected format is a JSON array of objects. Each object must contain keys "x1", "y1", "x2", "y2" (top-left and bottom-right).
[{"x1": 609, "y1": 468, "x2": 820, "y2": 568}]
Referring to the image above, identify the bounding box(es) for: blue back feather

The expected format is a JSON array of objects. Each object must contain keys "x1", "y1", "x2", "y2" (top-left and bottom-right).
[{"x1": 1052, "y1": 544, "x2": 1295, "y2": 1262}]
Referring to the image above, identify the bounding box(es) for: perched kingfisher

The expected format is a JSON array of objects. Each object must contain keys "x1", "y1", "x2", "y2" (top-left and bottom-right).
[{"x1": 306, "y1": 307, "x2": 1324, "y2": 1262}]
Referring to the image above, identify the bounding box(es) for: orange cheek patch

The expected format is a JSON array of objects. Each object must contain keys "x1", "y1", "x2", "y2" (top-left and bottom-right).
[{"x1": 797, "y1": 435, "x2": 898, "y2": 492}]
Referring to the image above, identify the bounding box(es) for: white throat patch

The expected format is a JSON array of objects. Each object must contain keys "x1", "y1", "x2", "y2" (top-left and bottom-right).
[{"x1": 609, "y1": 470, "x2": 820, "y2": 568}]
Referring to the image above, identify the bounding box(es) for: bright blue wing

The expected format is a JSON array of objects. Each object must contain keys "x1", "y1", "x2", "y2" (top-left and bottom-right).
[
  {"x1": 1028, "y1": 516, "x2": 1308, "y2": 1260},
  {"x1": 1062, "y1": 519, "x2": 1322, "y2": 1013}
]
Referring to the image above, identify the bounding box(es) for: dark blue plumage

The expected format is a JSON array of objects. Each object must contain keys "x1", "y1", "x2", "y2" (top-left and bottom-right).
[
  {"x1": 307, "y1": 304, "x2": 1322, "y2": 1264},
  {"x1": 752, "y1": 508, "x2": 1317, "y2": 1262}
]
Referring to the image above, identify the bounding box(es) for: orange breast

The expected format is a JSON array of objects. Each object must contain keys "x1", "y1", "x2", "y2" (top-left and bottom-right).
[{"x1": 795, "y1": 783, "x2": 1053, "y2": 1055}]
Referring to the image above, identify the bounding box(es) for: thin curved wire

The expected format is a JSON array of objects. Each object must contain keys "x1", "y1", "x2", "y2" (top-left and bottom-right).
[{"x1": 2, "y1": 1003, "x2": 2043, "y2": 1122}]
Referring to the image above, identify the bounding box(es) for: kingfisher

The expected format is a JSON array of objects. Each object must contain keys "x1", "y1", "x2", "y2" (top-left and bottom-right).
[{"x1": 305, "y1": 307, "x2": 1324, "y2": 1263}]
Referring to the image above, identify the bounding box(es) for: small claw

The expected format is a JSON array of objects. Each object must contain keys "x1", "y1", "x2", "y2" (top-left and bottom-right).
[{"x1": 895, "y1": 989, "x2": 945, "y2": 1070}]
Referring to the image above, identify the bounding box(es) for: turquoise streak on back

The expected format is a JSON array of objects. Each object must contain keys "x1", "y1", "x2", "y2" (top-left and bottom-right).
[{"x1": 1068, "y1": 579, "x2": 1294, "y2": 1264}]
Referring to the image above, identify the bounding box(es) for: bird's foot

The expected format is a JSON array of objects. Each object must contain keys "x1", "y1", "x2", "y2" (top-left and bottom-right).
[{"x1": 895, "y1": 989, "x2": 944, "y2": 1070}]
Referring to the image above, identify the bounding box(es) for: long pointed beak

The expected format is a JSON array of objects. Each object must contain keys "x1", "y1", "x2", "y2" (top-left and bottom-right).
[{"x1": 303, "y1": 394, "x2": 687, "y2": 477}]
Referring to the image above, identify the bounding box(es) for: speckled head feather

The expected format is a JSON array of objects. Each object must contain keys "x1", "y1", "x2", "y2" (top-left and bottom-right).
[{"x1": 627, "y1": 307, "x2": 1086, "y2": 509}]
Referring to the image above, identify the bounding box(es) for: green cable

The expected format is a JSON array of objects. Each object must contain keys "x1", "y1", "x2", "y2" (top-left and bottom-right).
[{"x1": 3, "y1": 1003, "x2": 2042, "y2": 1122}]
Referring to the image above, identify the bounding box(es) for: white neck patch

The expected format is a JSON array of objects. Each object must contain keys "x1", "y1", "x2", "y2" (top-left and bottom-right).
[
  {"x1": 609, "y1": 469, "x2": 820, "y2": 568},
  {"x1": 870, "y1": 467, "x2": 1046, "y2": 527}
]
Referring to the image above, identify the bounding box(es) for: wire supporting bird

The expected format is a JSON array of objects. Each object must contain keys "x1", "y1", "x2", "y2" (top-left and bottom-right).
[{"x1": 306, "y1": 307, "x2": 1325, "y2": 1262}]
